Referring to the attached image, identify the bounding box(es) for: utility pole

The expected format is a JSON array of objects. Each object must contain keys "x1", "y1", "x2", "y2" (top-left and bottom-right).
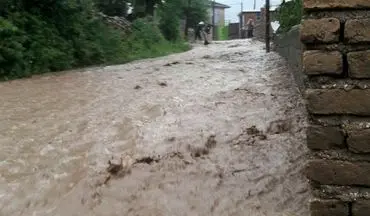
[
  {"x1": 239, "y1": 0, "x2": 243, "y2": 38},
  {"x1": 184, "y1": 0, "x2": 191, "y2": 37},
  {"x1": 265, "y1": 0, "x2": 270, "y2": 52},
  {"x1": 212, "y1": 0, "x2": 215, "y2": 40},
  {"x1": 241, "y1": 1, "x2": 243, "y2": 15},
  {"x1": 253, "y1": 0, "x2": 256, "y2": 10}
]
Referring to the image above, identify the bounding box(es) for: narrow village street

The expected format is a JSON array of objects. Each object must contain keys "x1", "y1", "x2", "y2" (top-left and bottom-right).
[{"x1": 0, "y1": 39, "x2": 310, "y2": 216}]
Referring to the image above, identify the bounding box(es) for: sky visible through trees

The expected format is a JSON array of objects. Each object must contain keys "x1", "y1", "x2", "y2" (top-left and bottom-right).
[{"x1": 218, "y1": 0, "x2": 283, "y2": 22}]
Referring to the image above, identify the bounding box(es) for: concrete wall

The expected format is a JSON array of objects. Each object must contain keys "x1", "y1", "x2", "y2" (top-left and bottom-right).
[
  {"x1": 252, "y1": 9, "x2": 277, "y2": 41},
  {"x1": 207, "y1": 7, "x2": 226, "y2": 26},
  {"x1": 300, "y1": 0, "x2": 370, "y2": 215},
  {"x1": 215, "y1": 8, "x2": 225, "y2": 26},
  {"x1": 252, "y1": 21, "x2": 274, "y2": 41},
  {"x1": 207, "y1": 7, "x2": 227, "y2": 40}
]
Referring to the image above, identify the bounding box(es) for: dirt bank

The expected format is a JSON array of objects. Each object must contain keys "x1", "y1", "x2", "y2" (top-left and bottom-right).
[{"x1": 0, "y1": 39, "x2": 310, "y2": 216}]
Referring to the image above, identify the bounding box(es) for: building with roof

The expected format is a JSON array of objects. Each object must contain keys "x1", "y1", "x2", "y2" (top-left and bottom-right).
[
  {"x1": 206, "y1": 1, "x2": 230, "y2": 40},
  {"x1": 238, "y1": 6, "x2": 278, "y2": 28},
  {"x1": 235, "y1": 6, "x2": 278, "y2": 39},
  {"x1": 209, "y1": 2, "x2": 231, "y2": 26}
]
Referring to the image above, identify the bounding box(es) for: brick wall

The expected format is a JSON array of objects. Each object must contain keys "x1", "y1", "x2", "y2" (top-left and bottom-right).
[
  {"x1": 301, "y1": 0, "x2": 370, "y2": 215},
  {"x1": 241, "y1": 12, "x2": 258, "y2": 25},
  {"x1": 252, "y1": 21, "x2": 274, "y2": 42},
  {"x1": 253, "y1": 10, "x2": 276, "y2": 41}
]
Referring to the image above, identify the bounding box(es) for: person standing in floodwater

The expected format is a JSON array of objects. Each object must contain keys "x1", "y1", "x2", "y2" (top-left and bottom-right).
[
  {"x1": 246, "y1": 19, "x2": 254, "y2": 38},
  {"x1": 195, "y1": 21, "x2": 211, "y2": 45}
]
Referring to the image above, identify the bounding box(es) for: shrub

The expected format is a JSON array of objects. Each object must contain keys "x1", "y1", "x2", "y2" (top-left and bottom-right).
[
  {"x1": 125, "y1": 17, "x2": 189, "y2": 61},
  {"x1": 131, "y1": 17, "x2": 166, "y2": 45},
  {"x1": 276, "y1": 0, "x2": 302, "y2": 33},
  {"x1": 158, "y1": 2, "x2": 181, "y2": 41},
  {"x1": 0, "y1": 0, "x2": 190, "y2": 80},
  {"x1": 0, "y1": 17, "x2": 27, "y2": 79}
]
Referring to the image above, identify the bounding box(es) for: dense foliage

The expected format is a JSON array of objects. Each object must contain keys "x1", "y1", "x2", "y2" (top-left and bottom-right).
[
  {"x1": 94, "y1": 0, "x2": 161, "y2": 18},
  {"x1": 276, "y1": 0, "x2": 302, "y2": 33},
  {"x1": 158, "y1": 0, "x2": 209, "y2": 41},
  {"x1": 94, "y1": 0, "x2": 129, "y2": 17},
  {"x1": 0, "y1": 0, "x2": 196, "y2": 80}
]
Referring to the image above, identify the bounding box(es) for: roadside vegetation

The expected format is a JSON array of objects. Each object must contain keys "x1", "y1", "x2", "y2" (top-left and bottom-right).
[
  {"x1": 276, "y1": 0, "x2": 302, "y2": 33},
  {"x1": 0, "y1": 0, "x2": 209, "y2": 80}
]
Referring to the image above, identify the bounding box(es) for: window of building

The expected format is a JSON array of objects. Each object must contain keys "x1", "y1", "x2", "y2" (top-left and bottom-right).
[{"x1": 256, "y1": 12, "x2": 261, "y2": 20}]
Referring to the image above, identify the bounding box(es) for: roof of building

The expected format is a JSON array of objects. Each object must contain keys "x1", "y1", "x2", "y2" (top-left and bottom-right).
[
  {"x1": 240, "y1": 6, "x2": 278, "y2": 13},
  {"x1": 241, "y1": 10, "x2": 261, "y2": 13},
  {"x1": 212, "y1": 2, "x2": 231, "y2": 9}
]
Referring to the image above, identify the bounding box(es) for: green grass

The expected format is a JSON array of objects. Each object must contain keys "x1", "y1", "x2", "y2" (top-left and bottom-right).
[{"x1": 123, "y1": 42, "x2": 191, "y2": 62}]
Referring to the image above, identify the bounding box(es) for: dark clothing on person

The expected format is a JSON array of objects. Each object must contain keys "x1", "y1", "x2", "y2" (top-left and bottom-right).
[
  {"x1": 205, "y1": 24, "x2": 212, "y2": 34},
  {"x1": 195, "y1": 22, "x2": 212, "y2": 45},
  {"x1": 246, "y1": 21, "x2": 254, "y2": 38},
  {"x1": 247, "y1": 29, "x2": 253, "y2": 38},
  {"x1": 195, "y1": 25, "x2": 202, "y2": 40}
]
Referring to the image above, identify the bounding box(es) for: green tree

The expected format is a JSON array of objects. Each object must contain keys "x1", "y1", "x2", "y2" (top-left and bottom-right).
[
  {"x1": 94, "y1": 0, "x2": 129, "y2": 16},
  {"x1": 276, "y1": 0, "x2": 302, "y2": 33},
  {"x1": 158, "y1": 0, "x2": 181, "y2": 41},
  {"x1": 130, "y1": 0, "x2": 162, "y2": 18},
  {"x1": 158, "y1": 0, "x2": 209, "y2": 40},
  {"x1": 0, "y1": 0, "x2": 190, "y2": 80},
  {"x1": 182, "y1": 0, "x2": 209, "y2": 36}
]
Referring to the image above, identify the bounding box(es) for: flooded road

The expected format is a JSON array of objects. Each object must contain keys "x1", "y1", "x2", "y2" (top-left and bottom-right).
[{"x1": 0, "y1": 39, "x2": 310, "y2": 216}]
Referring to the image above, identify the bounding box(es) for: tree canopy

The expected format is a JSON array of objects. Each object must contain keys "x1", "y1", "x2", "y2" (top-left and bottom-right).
[
  {"x1": 0, "y1": 0, "x2": 210, "y2": 80},
  {"x1": 0, "y1": 0, "x2": 192, "y2": 80},
  {"x1": 157, "y1": 0, "x2": 209, "y2": 39},
  {"x1": 276, "y1": 0, "x2": 302, "y2": 33}
]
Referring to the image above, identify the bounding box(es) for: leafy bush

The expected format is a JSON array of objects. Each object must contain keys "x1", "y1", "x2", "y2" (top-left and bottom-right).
[
  {"x1": 124, "y1": 17, "x2": 189, "y2": 61},
  {"x1": 0, "y1": 17, "x2": 27, "y2": 78},
  {"x1": 11, "y1": 12, "x2": 75, "y2": 73},
  {"x1": 158, "y1": 2, "x2": 181, "y2": 41},
  {"x1": 94, "y1": 0, "x2": 128, "y2": 16},
  {"x1": 157, "y1": 0, "x2": 209, "y2": 41},
  {"x1": 276, "y1": 0, "x2": 302, "y2": 33},
  {"x1": 0, "y1": 0, "x2": 190, "y2": 80},
  {"x1": 131, "y1": 17, "x2": 165, "y2": 45}
]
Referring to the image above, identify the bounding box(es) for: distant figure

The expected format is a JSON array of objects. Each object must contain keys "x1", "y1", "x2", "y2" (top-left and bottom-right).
[
  {"x1": 246, "y1": 19, "x2": 254, "y2": 38},
  {"x1": 195, "y1": 21, "x2": 204, "y2": 41},
  {"x1": 195, "y1": 21, "x2": 212, "y2": 45}
]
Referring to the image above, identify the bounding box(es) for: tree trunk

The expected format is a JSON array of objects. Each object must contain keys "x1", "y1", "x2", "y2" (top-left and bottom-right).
[
  {"x1": 265, "y1": 0, "x2": 270, "y2": 52},
  {"x1": 145, "y1": 0, "x2": 155, "y2": 16},
  {"x1": 184, "y1": 0, "x2": 191, "y2": 37}
]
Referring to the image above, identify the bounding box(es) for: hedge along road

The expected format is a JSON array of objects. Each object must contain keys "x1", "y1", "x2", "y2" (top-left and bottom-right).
[{"x1": 0, "y1": 39, "x2": 310, "y2": 216}]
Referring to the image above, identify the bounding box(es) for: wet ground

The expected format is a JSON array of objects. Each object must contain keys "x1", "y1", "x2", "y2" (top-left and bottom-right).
[{"x1": 0, "y1": 39, "x2": 310, "y2": 216}]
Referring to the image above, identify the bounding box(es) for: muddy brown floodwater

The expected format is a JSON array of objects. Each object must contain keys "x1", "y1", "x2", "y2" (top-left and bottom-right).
[{"x1": 0, "y1": 39, "x2": 310, "y2": 216}]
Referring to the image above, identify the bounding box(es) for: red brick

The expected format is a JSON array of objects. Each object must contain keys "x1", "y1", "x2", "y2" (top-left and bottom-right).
[
  {"x1": 304, "y1": 0, "x2": 370, "y2": 9},
  {"x1": 303, "y1": 51, "x2": 342, "y2": 75},
  {"x1": 345, "y1": 19, "x2": 370, "y2": 43},
  {"x1": 306, "y1": 89, "x2": 370, "y2": 115},
  {"x1": 348, "y1": 50, "x2": 370, "y2": 78},
  {"x1": 306, "y1": 160, "x2": 370, "y2": 186},
  {"x1": 301, "y1": 18, "x2": 340, "y2": 43}
]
